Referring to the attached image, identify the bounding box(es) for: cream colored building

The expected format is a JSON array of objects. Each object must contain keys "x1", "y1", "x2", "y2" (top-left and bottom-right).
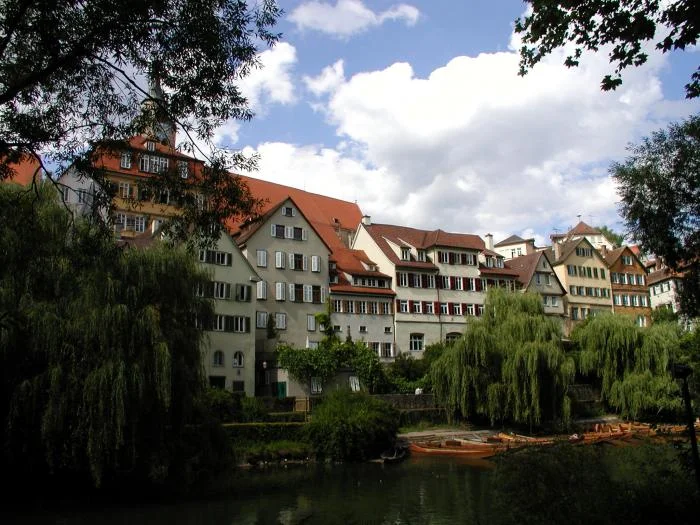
[
  {"x1": 509, "y1": 251, "x2": 567, "y2": 321},
  {"x1": 546, "y1": 238, "x2": 613, "y2": 335},
  {"x1": 199, "y1": 232, "x2": 260, "y2": 396},
  {"x1": 493, "y1": 234, "x2": 537, "y2": 260},
  {"x1": 233, "y1": 197, "x2": 331, "y2": 397}
]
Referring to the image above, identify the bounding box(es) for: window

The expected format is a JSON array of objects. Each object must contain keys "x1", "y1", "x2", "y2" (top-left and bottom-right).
[
  {"x1": 213, "y1": 281, "x2": 230, "y2": 299},
  {"x1": 440, "y1": 303, "x2": 448, "y2": 314},
  {"x1": 359, "y1": 325, "x2": 367, "y2": 333},
  {"x1": 614, "y1": 294, "x2": 622, "y2": 306},
  {"x1": 370, "y1": 302, "x2": 378, "y2": 315},
  {"x1": 636, "y1": 274, "x2": 645, "y2": 286},
  {"x1": 256, "y1": 249, "x2": 267, "y2": 267},
  {"x1": 578, "y1": 286, "x2": 585, "y2": 296},
  {"x1": 536, "y1": 274, "x2": 542, "y2": 285},
  {"x1": 382, "y1": 303, "x2": 391, "y2": 315},
  {"x1": 412, "y1": 273, "x2": 422, "y2": 287},
  {"x1": 349, "y1": 376, "x2": 360, "y2": 392},
  {"x1": 256, "y1": 311, "x2": 268, "y2": 328},
  {"x1": 275, "y1": 251, "x2": 285, "y2": 269},
  {"x1": 283, "y1": 206, "x2": 296, "y2": 217},
  {"x1": 412, "y1": 301, "x2": 422, "y2": 314},
  {"x1": 232, "y1": 351, "x2": 243, "y2": 368},
  {"x1": 271, "y1": 224, "x2": 285, "y2": 238},
  {"x1": 398, "y1": 272, "x2": 408, "y2": 287},
  {"x1": 359, "y1": 301, "x2": 367, "y2": 314},
  {"x1": 120, "y1": 152, "x2": 132, "y2": 169},
  {"x1": 417, "y1": 250, "x2": 426, "y2": 262},
  {"x1": 139, "y1": 154, "x2": 168, "y2": 173},
  {"x1": 446, "y1": 333, "x2": 461, "y2": 344},
  {"x1": 409, "y1": 333, "x2": 424, "y2": 352},
  {"x1": 453, "y1": 303, "x2": 462, "y2": 315},
  {"x1": 600, "y1": 269, "x2": 606, "y2": 280},
  {"x1": 401, "y1": 247, "x2": 411, "y2": 261},
  {"x1": 545, "y1": 274, "x2": 551, "y2": 285},
  {"x1": 346, "y1": 300, "x2": 355, "y2": 314},
  {"x1": 311, "y1": 377, "x2": 322, "y2": 394},
  {"x1": 571, "y1": 307, "x2": 579, "y2": 320},
  {"x1": 567, "y1": 265, "x2": 577, "y2": 276},
  {"x1": 275, "y1": 282, "x2": 286, "y2": 301},
  {"x1": 333, "y1": 300, "x2": 342, "y2": 313},
  {"x1": 454, "y1": 277, "x2": 463, "y2": 290},
  {"x1": 440, "y1": 275, "x2": 450, "y2": 289},
  {"x1": 382, "y1": 342, "x2": 393, "y2": 358},
  {"x1": 636, "y1": 315, "x2": 647, "y2": 327},
  {"x1": 427, "y1": 274, "x2": 436, "y2": 288},
  {"x1": 466, "y1": 304, "x2": 474, "y2": 316},
  {"x1": 256, "y1": 281, "x2": 267, "y2": 300},
  {"x1": 212, "y1": 315, "x2": 225, "y2": 331},
  {"x1": 133, "y1": 215, "x2": 145, "y2": 233},
  {"x1": 235, "y1": 284, "x2": 251, "y2": 302},
  {"x1": 275, "y1": 312, "x2": 287, "y2": 330},
  {"x1": 399, "y1": 300, "x2": 408, "y2": 313},
  {"x1": 333, "y1": 325, "x2": 341, "y2": 333},
  {"x1": 569, "y1": 285, "x2": 577, "y2": 295},
  {"x1": 118, "y1": 182, "x2": 133, "y2": 199},
  {"x1": 212, "y1": 350, "x2": 224, "y2": 367},
  {"x1": 575, "y1": 246, "x2": 593, "y2": 257},
  {"x1": 425, "y1": 302, "x2": 434, "y2": 314},
  {"x1": 178, "y1": 160, "x2": 189, "y2": 178},
  {"x1": 384, "y1": 326, "x2": 392, "y2": 334},
  {"x1": 622, "y1": 255, "x2": 633, "y2": 265},
  {"x1": 307, "y1": 314, "x2": 316, "y2": 331},
  {"x1": 311, "y1": 255, "x2": 321, "y2": 272},
  {"x1": 438, "y1": 251, "x2": 449, "y2": 263},
  {"x1": 146, "y1": 140, "x2": 156, "y2": 151}
]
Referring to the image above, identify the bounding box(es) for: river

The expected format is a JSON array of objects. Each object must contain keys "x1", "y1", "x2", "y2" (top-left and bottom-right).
[{"x1": 4, "y1": 456, "x2": 494, "y2": 525}]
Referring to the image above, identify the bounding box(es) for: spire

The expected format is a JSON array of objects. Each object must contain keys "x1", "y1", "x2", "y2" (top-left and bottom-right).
[{"x1": 141, "y1": 62, "x2": 176, "y2": 147}]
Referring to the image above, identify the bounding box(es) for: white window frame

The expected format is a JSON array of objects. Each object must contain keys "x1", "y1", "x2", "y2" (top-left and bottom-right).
[
  {"x1": 311, "y1": 255, "x2": 321, "y2": 272},
  {"x1": 307, "y1": 314, "x2": 316, "y2": 331},
  {"x1": 275, "y1": 282, "x2": 286, "y2": 301},
  {"x1": 409, "y1": 333, "x2": 424, "y2": 352},
  {"x1": 257, "y1": 249, "x2": 267, "y2": 267},
  {"x1": 275, "y1": 312, "x2": 287, "y2": 330},
  {"x1": 256, "y1": 311, "x2": 268, "y2": 328},
  {"x1": 275, "y1": 251, "x2": 285, "y2": 269}
]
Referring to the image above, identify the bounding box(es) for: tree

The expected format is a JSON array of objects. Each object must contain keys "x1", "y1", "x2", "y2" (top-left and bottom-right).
[
  {"x1": 597, "y1": 225, "x2": 625, "y2": 247},
  {"x1": 430, "y1": 289, "x2": 575, "y2": 429},
  {"x1": 515, "y1": 1, "x2": 700, "y2": 98},
  {"x1": 573, "y1": 314, "x2": 681, "y2": 419},
  {"x1": 0, "y1": 0, "x2": 281, "y2": 243},
  {"x1": 0, "y1": 183, "x2": 224, "y2": 490},
  {"x1": 611, "y1": 114, "x2": 700, "y2": 317}
]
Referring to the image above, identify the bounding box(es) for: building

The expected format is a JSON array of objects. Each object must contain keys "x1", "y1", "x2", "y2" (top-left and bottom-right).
[
  {"x1": 550, "y1": 221, "x2": 616, "y2": 251},
  {"x1": 493, "y1": 234, "x2": 537, "y2": 260},
  {"x1": 545, "y1": 238, "x2": 613, "y2": 334},
  {"x1": 329, "y1": 247, "x2": 396, "y2": 360},
  {"x1": 508, "y1": 251, "x2": 567, "y2": 321},
  {"x1": 353, "y1": 219, "x2": 516, "y2": 356},
  {"x1": 648, "y1": 264, "x2": 684, "y2": 314},
  {"x1": 603, "y1": 246, "x2": 651, "y2": 327},
  {"x1": 1, "y1": 152, "x2": 44, "y2": 186},
  {"x1": 232, "y1": 197, "x2": 332, "y2": 397},
  {"x1": 198, "y1": 232, "x2": 260, "y2": 396}
]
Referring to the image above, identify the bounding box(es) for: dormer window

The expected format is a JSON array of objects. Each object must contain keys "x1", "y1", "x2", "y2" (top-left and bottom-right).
[
  {"x1": 120, "y1": 152, "x2": 132, "y2": 169},
  {"x1": 401, "y1": 247, "x2": 411, "y2": 261},
  {"x1": 178, "y1": 160, "x2": 189, "y2": 178},
  {"x1": 146, "y1": 141, "x2": 155, "y2": 152},
  {"x1": 417, "y1": 250, "x2": 426, "y2": 262}
]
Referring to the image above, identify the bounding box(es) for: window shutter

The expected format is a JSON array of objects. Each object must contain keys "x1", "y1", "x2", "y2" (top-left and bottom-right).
[
  {"x1": 395, "y1": 299, "x2": 401, "y2": 311},
  {"x1": 421, "y1": 274, "x2": 427, "y2": 288},
  {"x1": 475, "y1": 278, "x2": 482, "y2": 292},
  {"x1": 224, "y1": 315, "x2": 233, "y2": 332},
  {"x1": 461, "y1": 253, "x2": 467, "y2": 265},
  {"x1": 448, "y1": 303, "x2": 453, "y2": 315},
  {"x1": 422, "y1": 301, "x2": 429, "y2": 313},
  {"x1": 285, "y1": 225, "x2": 293, "y2": 239},
  {"x1": 303, "y1": 255, "x2": 308, "y2": 271},
  {"x1": 434, "y1": 301, "x2": 440, "y2": 313},
  {"x1": 321, "y1": 287, "x2": 327, "y2": 303},
  {"x1": 311, "y1": 255, "x2": 320, "y2": 272},
  {"x1": 302, "y1": 228, "x2": 308, "y2": 241},
  {"x1": 462, "y1": 303, "x2": 468, "y2": 314},
  {"x1": 438, "y1": 251, "x2": 443, "y2": 262},
  {"x1": 225, "y1": 283, "x2": 232, "y2": 299},
  {"x1": 408, "y1": 300, "x2": 414, "y2": 311},
  {"x1": 450, "y1": 277, "x2": 456, "y2": 290},
  {"x1": 271, "y1": 223, "x2": 276, "y2": 236},
  {"x1": 449, "y1": 252, "x2": 455, "y2": 264},
  {"x1": 436, "y1": 276, "x2": 442, "y2": 289},
  {"x1": 288, "y1": 252, "x2": 294, "y2": 269},
  {"x1": 288, "y1": 283, "x2": 295, "y2": 301}
]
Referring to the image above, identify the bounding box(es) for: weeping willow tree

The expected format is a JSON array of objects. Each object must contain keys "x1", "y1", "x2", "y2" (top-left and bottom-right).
[
  {"x1": 430, "y1": 289, "x2": 575, "y2": 429},
  {"x1": 573, "y1": 314, "x2": 681, "y2": 419},
  {"x1": 0, "y1": 183, "x2": 220, "y2": 490}
]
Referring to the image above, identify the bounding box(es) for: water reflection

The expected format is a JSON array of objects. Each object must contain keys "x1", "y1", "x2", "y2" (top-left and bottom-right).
[{"x1": 5, "y1": 457, "x2": 493, "y2": 525}]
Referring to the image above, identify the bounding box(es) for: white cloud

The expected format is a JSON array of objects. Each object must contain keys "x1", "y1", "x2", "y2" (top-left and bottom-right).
[
  {"x1": 237, "y1": 42, "x2": 298, "y2": 112},
  {"x1": 260, "y1": 34, "x2": 696, "y2": 243},
  {"x1": 304, "y1": 60, "x2": 346, "y2": 97},
  {"x1": 289, "y1": 0, "x2": 419, "y2": 38}
]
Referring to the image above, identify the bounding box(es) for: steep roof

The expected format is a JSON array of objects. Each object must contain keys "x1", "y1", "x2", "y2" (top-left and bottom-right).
[
  {"x1": 569, "y1": 221, "x2": 601, "y2": 235},
  {"x1": 362, "y1": 223, "x2": 483, "y2": 268},
  {"x1": 507, "y1": 252, "x2": 542, "y2": 286},
  {"x1": 647, "y1": 266, "x2": 684, "y2": 285},
  {"x1": 494, "y1": 234, "x2": 533, "y2": 247},
  {"x1": 1, "y1": 153, "x2": 43, "y2": 186},
  {"x1": 546, "y1": 237, "x2": 606, "y2": 266},
  {"x1": 227, "y1": 175, "x2": 363, "y2": 253},
  {"x1": 603, "y1": 246, "x2": 627, "y2": 266},
  {"x1": 331, "y1": 247, "x2": 390, "y2": 278}
]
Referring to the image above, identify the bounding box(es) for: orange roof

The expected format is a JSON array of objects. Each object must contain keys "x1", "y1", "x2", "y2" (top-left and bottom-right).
[
  {"x1": 227, "y1": 175, "x2": 363, "y2": 253},
  {"x1": 569, "y1": 221, "x2": 601, "y2": 235},
  {"x1": 507, "y1": 252, "x2": 543, "y2": 286},
  {"x1": 329, "y1": 284, "x2": 396, "y2": 296},
  {"x1": 1, "y1": 153, "x2": 43, "y2": 186},
  {"x1": 332, "y1": 247, "x2": 390, "y2": 278},
  {"x1": 363, "y1": 223, "x2": 482, "y2": 268}
]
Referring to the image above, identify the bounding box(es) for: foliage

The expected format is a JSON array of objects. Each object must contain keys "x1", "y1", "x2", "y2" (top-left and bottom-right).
[
  {"x1": 222, "y1": 422, "x2": 306, "y2": 445},
  {"x1": 430, "y1": 289, "x2": 574, "y2": 428},
  {"x1": 651, "y1": 307, "x2": 680, "y2": 325},
  {"x1": 276, "y1": 338, "x2": 388, "y2": 394},
  {"x1": 678, "y1": 328, "x2": 700, "y2": 416},
  {"x1": 611, "y1": 114, "x2": 700, "y2": 317},
  {"x1": 0, "y1": 183, "x2": 224, "y2": 489},
  {"x1": 573, "y1": 314, "x2": 681, "y2": 419},
  {"x1": 305, "y1": 390, "x2": 399, "y2": 461},
  {"x1": 0, "y1": 0, "x2": 281, "y2": 245},
  {"x1": 234, "y1": 440, "x2": 312, "y2": 465},
  {"x1": 238, "y1": 397, "x2": 269, "y2": 423},
  {"x1": 597, "y1": 225, "x2": 625, "y2": 247},
  {"x1": 515, "y1": 1, "x2": 700, "y2": 98},
  {"x1": 204, "y1": 388, "x2": 242, "y2": 423},
  {"x1": 491, "y1": 443, "x2": 700, "y2": 525}
]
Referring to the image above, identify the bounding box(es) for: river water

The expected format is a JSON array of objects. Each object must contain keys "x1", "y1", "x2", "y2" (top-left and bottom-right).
[{"x1": 5, "y1": 456, "x2": 494, "y2": 525}]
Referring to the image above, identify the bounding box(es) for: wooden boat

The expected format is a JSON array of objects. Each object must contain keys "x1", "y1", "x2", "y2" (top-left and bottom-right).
[{"x1": 409, "y1": 441, "x2": 507, "y2": 458}]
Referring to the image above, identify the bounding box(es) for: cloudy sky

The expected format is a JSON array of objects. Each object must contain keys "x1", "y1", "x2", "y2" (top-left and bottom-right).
[{"x1": 221, "y1": 0, "x2": 699, "y2": 246}]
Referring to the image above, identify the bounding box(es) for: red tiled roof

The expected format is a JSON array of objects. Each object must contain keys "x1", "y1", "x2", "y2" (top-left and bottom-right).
[
  {"x1": 603, "y1": 246, "x2": 626, "y2": 266},
  {"x1": 479, "y1": 264, "x2": 520, "y2": 277},
  {"x1": 647, "y1": 267, "x2": 684, "y2": 285},
  {"x1": 507, "y1": 252, "x2": 542, "y2": 286},
  {"x1": 363, "y1": 223, "x2": 482, "y2": 268},
  {"x1": 226, "y1": 175, "x2": 363, "y2": 253},
  {"x1": 569, "y1": 221, "x2": 600, "y2": 235},
  {"x1": 329, "y1": 284, "x2": 396, "y2": 296},
  {"x1": 494, "y1": 234, "x2": 534, "y2": 247},
  {"x1": 1, "y1": 153, "x2": 43, "y2": 186},
  {"x1": 94, "y1": 137, "x2": 202, "y2": 178},
  {"x1": 332, "y1": 247, "x2": 390, "y2": 278}
]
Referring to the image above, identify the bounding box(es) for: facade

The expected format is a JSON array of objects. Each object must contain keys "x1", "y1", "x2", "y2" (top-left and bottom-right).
[
  {"x1": 508, "y1": 251, "x2": 567, "y2": 320},
  {"x1": 546, "y1": 238, "x2": 613, "y2": 335},
  {"x1": 603, "y1": 246, "x2": 651, "y2": 327},
  {"x1": 493, "y1": 234, "x2": 537, "y2": 260},
  {"x1": 199, "y1": 233, "x2": 260, "y2": 396},
  {"x1": 233, "y1": 197, "x2": 331, "y2": 397},
  {"x1": 353, "y1": 219, "x2": 514, "y2": 356},
  {"x1": 550, "y1": 221, "x2": 616, "y2": 251},
  {"x1": 648, "y1": 266, "x2": 684, "y2": 314},
  {"x1": 329, "y1": 248, "x2": 396, "y2": 360}
]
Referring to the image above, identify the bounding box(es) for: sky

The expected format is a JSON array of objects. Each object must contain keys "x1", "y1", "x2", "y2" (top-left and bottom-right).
[{"x1": 214, "y1": 0, "x2": 700, "y2": 247}]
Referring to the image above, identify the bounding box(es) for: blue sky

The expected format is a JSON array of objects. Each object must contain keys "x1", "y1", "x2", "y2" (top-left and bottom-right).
[{"x1": 214, "y1": 0, "x2": 699, "y2": 247}]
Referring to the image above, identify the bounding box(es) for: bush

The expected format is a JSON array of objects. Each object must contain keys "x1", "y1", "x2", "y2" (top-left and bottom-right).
[
  {"x1": 236, "y1": 440, "x2": 312, "y2": 464},
  {"x1": 305, "y1": 390, "x2": 399, "y2": 461},
  {"x1": 203, "y1": 388, "x2": 242, "y2": 423},
  {"x1": 238, "y1": 397, "x2": 268, "y2": 422},
  {"x1": 223, "y1": 422, "x2": 305, "y2": 444}
]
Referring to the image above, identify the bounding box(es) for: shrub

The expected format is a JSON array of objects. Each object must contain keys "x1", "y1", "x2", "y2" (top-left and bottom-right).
[
  {"x1": 203, "y1": 388, "x2": 241, "y2": 423},
  {"x1": 223, "y1": 422, "x2": 305, "y2": 444},
  {"x1": 305, "y1": 390, "x2": 399, "y2": 461}
]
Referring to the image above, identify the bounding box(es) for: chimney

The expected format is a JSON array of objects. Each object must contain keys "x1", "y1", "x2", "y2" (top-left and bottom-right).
[
  {"x1": 484, "y1": 233, "x2": 494, "y2": 251},
  {"x1": 361, "y1": 215, "x2": 371, "y2": 226},
  {"x1": 554, "y1": 242, "x2": 562, "y2": 261}
]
